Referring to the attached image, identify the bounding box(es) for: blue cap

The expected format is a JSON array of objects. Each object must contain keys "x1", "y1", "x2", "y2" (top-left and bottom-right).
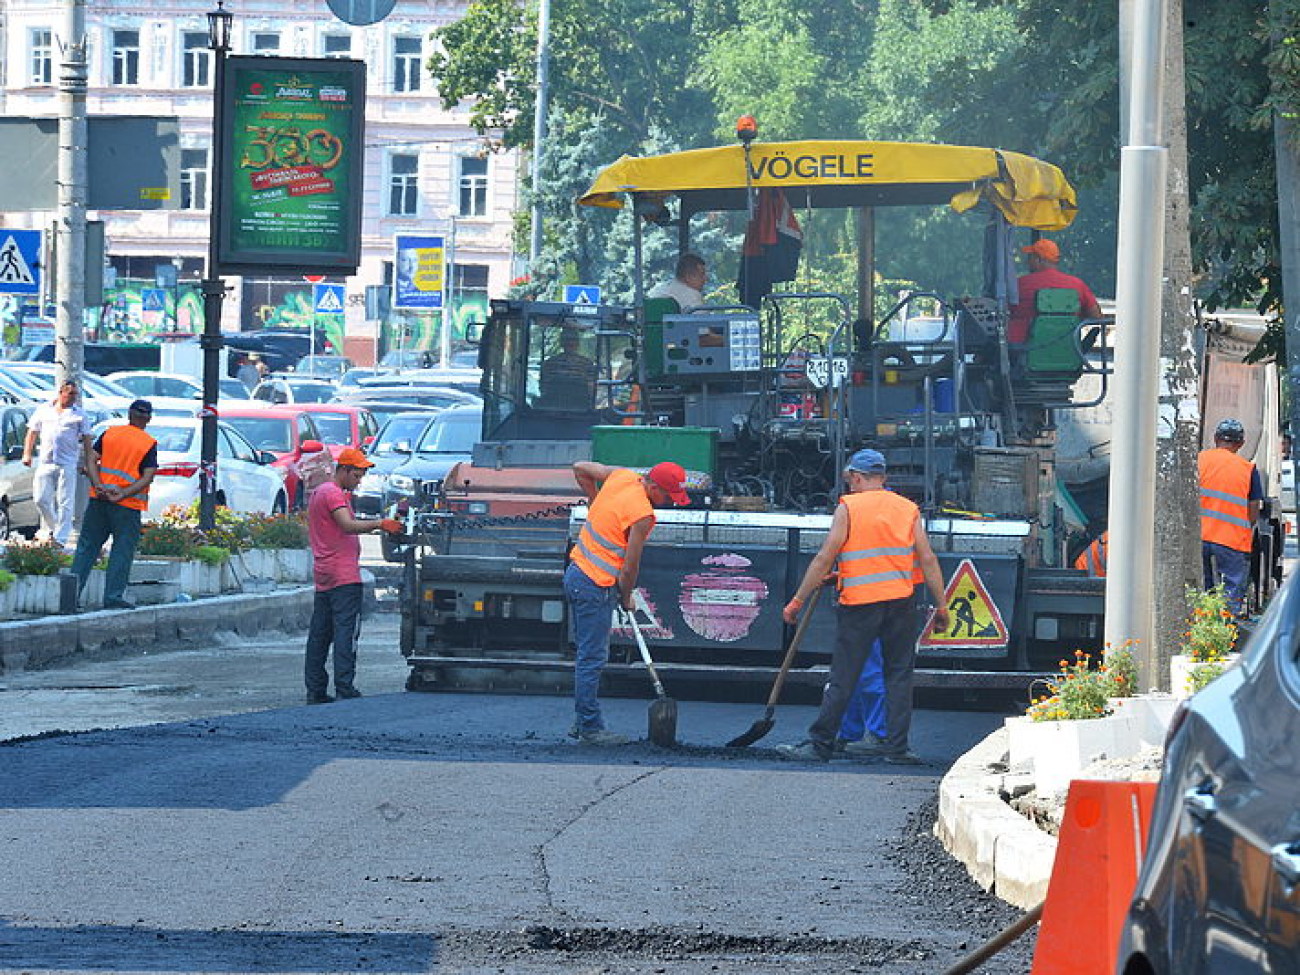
[{"x1": 846, "y1": 449, "x2": 887, "y2": 474}]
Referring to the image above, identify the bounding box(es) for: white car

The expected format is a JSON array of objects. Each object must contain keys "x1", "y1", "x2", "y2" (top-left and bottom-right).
[
  {"x1": 144, "y1": 417, "x2": 289, "y2": 519},
  {"x1": 106, "y1": 370, "x2": 204, "y2": 400},
  {"x1": 251, "y1": 376, "x2": 338, "y2": 405}
]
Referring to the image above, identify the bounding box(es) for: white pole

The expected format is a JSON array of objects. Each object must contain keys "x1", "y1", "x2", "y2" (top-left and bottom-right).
[
  {"x1": 56, "y1": 0, "x2": 88, "y2": 386},
  {"x1": 1105, "y1": 0, "x2": 1168, "y2": 654},
  {"x1": 528, "y1": 0, "x2": 551, "y2": 265}
]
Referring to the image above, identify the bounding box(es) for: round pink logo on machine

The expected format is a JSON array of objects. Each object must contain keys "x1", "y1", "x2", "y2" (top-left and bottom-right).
[{"x1": 679, "y1": 553, "x2": 769, "y2": 642}]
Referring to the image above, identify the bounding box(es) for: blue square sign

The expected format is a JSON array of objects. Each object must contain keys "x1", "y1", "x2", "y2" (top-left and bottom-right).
[
  {"x1": 313, "y1": 283, "x2": 346, "y2": 316},
  {"x1": 563, "y1": 284, "x2": 602, "y2": 305},
  {"x1": 0, "y1": 229, "x2": 42, "y2": 296}
]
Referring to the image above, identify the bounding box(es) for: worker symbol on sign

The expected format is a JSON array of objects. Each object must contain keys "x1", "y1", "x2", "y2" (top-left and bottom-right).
[{"x1": 917, "y1": 558, "x2": 1009, "y2": 650}]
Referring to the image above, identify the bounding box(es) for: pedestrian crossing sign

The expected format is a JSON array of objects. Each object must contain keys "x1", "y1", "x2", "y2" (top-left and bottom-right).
[
  {"x1": 0, "y1": 229, "x2": 41, "y2": 295},
  {"x1": 313, "y1": 283, "x2": 346, "y2": 315},
  {"x1": 917, "y1": 558, "x2": 1009, "y2": 649}
]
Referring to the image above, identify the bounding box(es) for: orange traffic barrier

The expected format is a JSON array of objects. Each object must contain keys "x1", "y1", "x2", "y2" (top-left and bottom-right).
[{"x1": 1030, "y1": 779, "x2": 1158, "y2": 974}]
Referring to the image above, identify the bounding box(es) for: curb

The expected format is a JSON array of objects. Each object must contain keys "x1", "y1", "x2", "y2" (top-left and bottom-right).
[
  {"x1": 934, "y1": 725, "x2": 1057, "y2": 910},
  {"x1": 0, "y1": 586, "x2": 318, "y2": 674}
]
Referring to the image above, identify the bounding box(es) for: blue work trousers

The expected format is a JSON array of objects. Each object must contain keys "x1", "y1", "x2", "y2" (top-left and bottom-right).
[
  {"x1": 1202, "y1": 542, "x2": 1250, "y2": 617},
  {"x1": 304, "y1": 583, "x2": 364, "y2": 696},
  {"x1": 564, "y1": 562, "x2": 619, "y2": 732},
  {"x1": 838, "y1": 639, "x2": 887, "y2": 741},
  {"x1": 70, "y1": 498, "x2": 142, "y2": 604}
]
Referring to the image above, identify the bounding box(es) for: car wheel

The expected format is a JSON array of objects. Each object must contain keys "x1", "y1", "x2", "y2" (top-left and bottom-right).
[
  {"x1": 0, "y1": 500, "x2": 10, "y2": 542},
  {"x1": 271, "y1": 492, "x2": 287, "y2": 516}
]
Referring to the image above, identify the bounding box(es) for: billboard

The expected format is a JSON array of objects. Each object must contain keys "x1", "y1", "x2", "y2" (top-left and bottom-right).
[
  {"x1": 217, "y1": 57, "x2": 366, "y2": 275},
  {"x1": 393, "y1": 235, "x2": 445, "y2": 310}
]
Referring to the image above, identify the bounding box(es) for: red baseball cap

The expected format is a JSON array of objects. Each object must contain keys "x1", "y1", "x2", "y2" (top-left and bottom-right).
[
  {"x1": 336, "y1": 446, "x2": 374, "y2": 469},
  {"x1": 647, "y1": 462, "x2": 690, "y2": 505}
]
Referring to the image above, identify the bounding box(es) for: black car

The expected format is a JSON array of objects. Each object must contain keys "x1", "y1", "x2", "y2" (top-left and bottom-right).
[
  {"x1": 381, "y1": 405, "x2": 481, "y2": 560},
  {"x1": 351, "y1": 410, "x2": 440, "y2": 517},
  {"x1": 223, "y1": 329, "x2": 334, "y2": 375},
  {"x1": 1117, "y1": 572, "x2": 1300, "y2": 974},
  {"x1": 24, "y1": 342, "x2": 160, "y2": 375}
]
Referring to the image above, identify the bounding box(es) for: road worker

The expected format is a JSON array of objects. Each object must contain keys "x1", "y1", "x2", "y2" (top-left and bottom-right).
[
  {"x1": 565, "y1": 460, "x2": 690, "y2": 744},
  {"x1": 778, "y1": 449, "x2": 948, "y2": 764},
  {"x1": 1074, "y1": 531, "x2": 1108, "y2": 577},
  {"x1": 1199, "y1": 418, "x2": 1262, "y2": 617}
]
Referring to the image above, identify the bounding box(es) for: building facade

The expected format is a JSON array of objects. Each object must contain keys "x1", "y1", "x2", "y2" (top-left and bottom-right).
[{"x1": 0, "y1": 0, "x2": 520, "y2": 365}]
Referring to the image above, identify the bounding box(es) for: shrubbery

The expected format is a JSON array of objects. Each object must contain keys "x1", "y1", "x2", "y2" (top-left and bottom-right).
[{"x1": 2, "y1": 539, "x2": 72, "y2": 576}]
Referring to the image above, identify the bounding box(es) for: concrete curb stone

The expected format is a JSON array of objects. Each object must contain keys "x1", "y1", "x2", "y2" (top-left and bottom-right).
[
  {"x1": 935, "y1": 724, "x2": 1057, "y2": 911},
  {"x1": 0, "y1": 586, "x2": 318, "y2": 674}
]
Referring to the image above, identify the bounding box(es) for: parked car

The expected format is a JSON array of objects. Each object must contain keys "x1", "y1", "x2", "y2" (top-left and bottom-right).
[
  {"x1": 339, "y1": 383, "x2": 482, "y2": 412},
  {"x1": 23, "y1": 342, "x2": 160, "y2": 375},
  {"x1": 270, "y1": 402, "x2": 378, "y2": 451},
  {"x1": 350, "y1": 367, "x2": 483, "y2": 397},
  {"x1": 223, "y1": 328, "x2": 334, "y2": 375},
  {"x1": 251, "y1": 376, "x2": 337, "y2": 405},
  {"x1": 0, "y1": 405, "x2": 37, "y2": 539},
  {"x1": 219, "y1": 378, "x2": 252, "y2": 400},
  {"x1": 351, "y1": 400, "x2": 440, "y2": 434},
  {"x1": 383, "y1": 405, "x2": 481, "y2": 511},
  {"x1": 294, "y1": 354, "x2": 354, "y2": 380},
  {"x1": 218, "y1": 405, "x2": 333, "y2": 508},
  {"x1": 1117, "y1": 570, "x2": 1300, "y2": 974},
  {"x1": 337, "y1": 367, "x2": 384, "y2": 394},
  {"x1": 351, "y1": 410, "x2": 440, "y2": 517},
  {"x1": 379, "y1": 349, "x2": 437, "y2": 369},
  {"x1": 106, "y1": 370, "x2": 203, "y2": 400},
  {"x1": 143, "y1": 417, "x2": 288, "y2": 519}
]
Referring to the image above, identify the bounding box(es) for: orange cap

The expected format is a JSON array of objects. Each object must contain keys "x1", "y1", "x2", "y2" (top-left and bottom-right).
[
  {"x1": 335, "y1": 446, "x2": 374, "y2": 469},
  {"x1": 1022, "y1": 239, "x2": 1060, "y2": 262}
]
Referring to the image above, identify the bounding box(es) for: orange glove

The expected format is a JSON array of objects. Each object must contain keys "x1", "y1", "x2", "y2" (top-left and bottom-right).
[
  {"x1": 782, "y1": 596, "x2": 804, "y2": 625},
  {"x1": 379, "y1": 518, "x2": 403, "y2": 535}
]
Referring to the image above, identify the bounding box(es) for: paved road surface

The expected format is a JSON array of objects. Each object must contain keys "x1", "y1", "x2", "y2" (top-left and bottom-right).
[{"x1": 0, "y1": 616, "x2": 1036, "y2": 973}]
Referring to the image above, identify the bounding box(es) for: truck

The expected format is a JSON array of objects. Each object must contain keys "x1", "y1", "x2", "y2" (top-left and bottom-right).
[{"x1": 393, "y1": 136, "x2": 1280, "y2": 699}]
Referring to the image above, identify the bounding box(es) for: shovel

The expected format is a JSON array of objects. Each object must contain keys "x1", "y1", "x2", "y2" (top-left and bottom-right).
[
  {"x1": 726, "y1": 585, "x2": 823, "y2": 747},
  {"x1": 622, "y1": 600, "x2": 678, "y2": 747}
]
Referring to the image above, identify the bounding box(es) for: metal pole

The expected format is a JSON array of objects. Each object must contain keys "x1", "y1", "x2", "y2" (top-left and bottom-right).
[
  {"x1": 443, "y1": 216, "x2": 457, "y2": 366},
  {"x1": 55, "y1": 0, "x2": 88, "y2": 387},
  {"x1": 1104, "y1": 0, "x2": 1168, "y2": 655},
  {"x1": 200, "y1": 9, "x2": 231, "y2": 532},
  {"x1": 1275, "y1": 112, "x2": 1300, "y2": 528},
  {"x1": 528, "y1": 0, "x2": 551, "y2": 264}
]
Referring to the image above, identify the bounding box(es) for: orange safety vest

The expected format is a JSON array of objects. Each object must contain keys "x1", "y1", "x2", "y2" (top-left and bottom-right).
[
  {"x1": 1073, "y1": 531, "x2": 1108, "y2": 577},
  {"x1": 1199, "y1": 447, "x2": 1254, "y2": 552},
  {"x1": 836, "y1": 489, "x2": 919, "y2": 605},
  {"x1": 98, "y1": 423, "x2": 157, "y2": 512},
  {"x1": 570, "y1": 468, "x2": 655, "y2": 587}
]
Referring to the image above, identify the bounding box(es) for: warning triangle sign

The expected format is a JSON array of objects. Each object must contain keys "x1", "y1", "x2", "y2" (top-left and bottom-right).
[
  {"x1": 917, "y1": 558, "x2": 1009, "y2": 649},
  {"x1": 317, "y1": 288, "x2": 344, "y2": 313},
  {"x1": 0, "y1": 236, "x2": 37, "y2": 286}
]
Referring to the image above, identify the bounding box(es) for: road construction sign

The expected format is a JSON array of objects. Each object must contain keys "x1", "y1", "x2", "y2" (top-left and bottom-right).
[
  {"x1": 0, "y1": 229, "x2": 40, "y2": 295},
  {"x1": 918, "y1": 558, "x2": 1009, "y2": 650}
]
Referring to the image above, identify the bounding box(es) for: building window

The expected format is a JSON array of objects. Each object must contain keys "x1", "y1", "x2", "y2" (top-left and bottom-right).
[
  {"x1": 457, "y1": 156, "x2": 488, "y2": 217},
  {"x1": 452, "y1": 264, "x2": 490, "y2": 300},
  {"x1": 251, "y1": 32, "x2": 280, "y2": 55},
  {"x1": 388, "y1": 153, "x2": 419, "y2": 216},
  {"x1": 30, "y1": 29, "x2": 54, "y2": 85},
  {"x1": 392, "y1": 36, "x2": 422, "y2": 93},
  {"x1": 182, "y1": 32, "x2": 211, "y2": 87},
  {"x1": 180, "y1": 148, "x2": 209, "y2": 210},
  {"x1": 322, "y1": 34, "x2": 351, "y2": 58},
  {"x1": 112, "y1": 30, "x2": 141, "y2": 85}
]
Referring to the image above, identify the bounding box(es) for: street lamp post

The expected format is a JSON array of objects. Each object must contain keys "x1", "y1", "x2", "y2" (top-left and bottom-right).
[
  {"x1": 199, "y1": 0, "x2": 232, "y2": 532},
  {"x1": 171, "y1": 256, "x2": 184, "y2": 330}
]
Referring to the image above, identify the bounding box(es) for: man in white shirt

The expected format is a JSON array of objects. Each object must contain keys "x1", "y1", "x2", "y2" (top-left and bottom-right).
[
  {"x1": 22, "y1": 379, "x2": 92, "y2": 547},
  {"x1": 647, "y1": 254, "x2": 707, "y2": 312}
]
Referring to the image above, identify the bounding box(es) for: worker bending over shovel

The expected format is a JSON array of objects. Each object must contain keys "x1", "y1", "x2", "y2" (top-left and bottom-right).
[
  {"x1": 565, "y1": 460, "x2": 691, "y2": 744},
  {"x1": 778, "y1": 449, "x2": 948, "y2": 764}
]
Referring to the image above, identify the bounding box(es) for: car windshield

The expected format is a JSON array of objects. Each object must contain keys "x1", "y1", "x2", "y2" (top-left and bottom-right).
[
  {"x1": 150, "y1": 425, "x2": 196, "y2": 453},
  {"x1": 308, "y1": 412, "x2": 352, "y2": 444},
  {"x1": 417, "y1": 412, "x2": 480, "y2": 453},
  {"x1": 224, "y1": 416, "x2": 292, "y2": 453},
  {"x1": 219, "y1": 379, "x2": 251, "y2": 399},
  {"x1": 339, "y1": 369, "x2": 379, "y2": 388},
  {"x1": 372, "y1": 414, "x2": 433, "y2": 455},
  {"x1": 289, "y1": 382, "x2": 336, "y2": 403}
]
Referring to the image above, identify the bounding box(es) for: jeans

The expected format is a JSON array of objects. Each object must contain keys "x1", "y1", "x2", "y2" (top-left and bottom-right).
[
  {"x1": 809, "y1": 597, "x2": 917, "y2": 755},
  {"x1": 564, "y1": 563, "x2": 618, "y2": 732},
  {"x1": 304, "y1": 583, "x2": 364, "y2": 696},
  {"x1": 1202, "y1": 541, "x2": 1250, "y2": 616},
  {"x1": 838, "y1": 639, "x2": 886, "y2": 741},
  {"x1": 70, "y1": 498, "x2": 141, "y2": 604},
  {"x1": 33, "y1": 461, "x2": 78, "y2": 546}
]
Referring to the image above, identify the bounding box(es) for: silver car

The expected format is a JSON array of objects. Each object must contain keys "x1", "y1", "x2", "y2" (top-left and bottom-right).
[
  {"x1": 1117, "y1": 571, "x2": 1300, "y2": 973},
  {"x1": 0, "y1": 404, "x2": 37, "y2": 539}
]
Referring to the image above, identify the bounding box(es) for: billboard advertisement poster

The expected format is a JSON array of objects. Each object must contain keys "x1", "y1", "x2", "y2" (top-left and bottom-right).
[
  {"x1": 218, "y1": 57, "x2": 366, "y2": 275},
  {"x1": 393, "y1": 235, "x2": 445, "y2": 310}
]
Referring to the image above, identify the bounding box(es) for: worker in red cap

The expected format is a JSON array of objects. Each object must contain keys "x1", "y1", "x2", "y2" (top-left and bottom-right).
[
  {"x1": 1007, "y1": 238, "x2": 1103, "y2": 345},
  {"x1": 565, "y1": 460, "x2": 690, "y2": 744}
]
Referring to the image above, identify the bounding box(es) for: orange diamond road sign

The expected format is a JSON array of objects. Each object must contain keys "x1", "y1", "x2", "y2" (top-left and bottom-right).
[{"x1": 918, "y1": 558, "x2": 1010, "y2": 650}]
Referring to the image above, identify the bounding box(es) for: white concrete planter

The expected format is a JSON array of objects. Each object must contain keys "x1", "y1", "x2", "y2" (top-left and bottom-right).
[
  {"x1": 1170, "y1": 653, "x2": 1241, "y2": 698},
  {"x1": 224, "y1": 548, "x2": 311, "y2": 590}
]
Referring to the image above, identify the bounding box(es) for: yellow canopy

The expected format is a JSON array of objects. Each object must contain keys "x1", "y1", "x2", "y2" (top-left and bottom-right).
[{"x1": 577, "y1": 140, "x2": 1077, "y2": 231}]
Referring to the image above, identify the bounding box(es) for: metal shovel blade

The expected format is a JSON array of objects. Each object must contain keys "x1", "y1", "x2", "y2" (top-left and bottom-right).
[
  {"x1": 725, "y1": 709, "x2": 775, "y2": 748},
  {"x1": 649, "y1": 696, "x2": 678, "y2": 747}
]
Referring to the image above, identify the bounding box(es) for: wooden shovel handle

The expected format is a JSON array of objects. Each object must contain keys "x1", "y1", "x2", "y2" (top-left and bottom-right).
[{"x1": 766, "y1": 586, "x2": 824, "y2": 708}]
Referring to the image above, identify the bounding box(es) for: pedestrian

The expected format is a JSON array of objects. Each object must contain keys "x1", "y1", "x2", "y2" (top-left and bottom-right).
[
  {"x1": 22, "y1": 379, "x2": 92, "y2": 549},
  {"x1": 777, "y1": 449, "x2": 949, "y2": 764},
  {"x1": 1198, "y1": 417, "x2": 1262, "y2": 617},
  {"x1": 69, "y1": 399, "x2": 158, "y2": 610},
  {"x1": 565, "y1": 460, "x2": 691, "y2": 744},
  {"x1": 304, "y1": 446, "x2": 403, "y2": 704},
  {"x1": 236, "y1": 354, "x2": 260, "y2": 391}
]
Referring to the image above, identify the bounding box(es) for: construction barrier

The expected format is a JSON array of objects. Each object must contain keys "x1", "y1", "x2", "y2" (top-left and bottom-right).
[{"x1": 1030, "y1": 779, "x2": 1158, "y2": 974}]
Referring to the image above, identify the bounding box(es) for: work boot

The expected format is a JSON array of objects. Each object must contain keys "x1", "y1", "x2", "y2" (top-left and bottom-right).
[
  {"x1": 835, "y1": 734, "x2": 887, "y2": 757},
  {"x1": 335, "y1": 687, "x2": 362, "y2": 700},
  {"x1": 881, "y1": 750, "x2": 926, "y2": 766},
  {"x1": 574, "y1": 728, "x2": 628, "y2": 746},
  {"x1": 305, "y1": 692, "x2": 335, "y2": 705},
  {"x1": 776, "y1": 740, "x2": 832, "y2": 762}
]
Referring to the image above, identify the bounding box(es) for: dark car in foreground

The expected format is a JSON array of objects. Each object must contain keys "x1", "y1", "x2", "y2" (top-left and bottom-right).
[
  {"x1": 351, "y1": 410, "x2": 439, "y2": 517},
  {"x1": 1117, "y1": 573, "x2": 1300, "y2": 974},
  {"x1": 381, "y1": 405, "x2": 481, "y2": 560}
]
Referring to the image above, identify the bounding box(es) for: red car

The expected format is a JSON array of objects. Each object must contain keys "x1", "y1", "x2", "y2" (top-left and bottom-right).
[
  {"x1": 219, "y1": 405, "x2": 342, "y2": 509},
  {"x1": 270, "y1": 402, "x2": 379, "y2": 452}
]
